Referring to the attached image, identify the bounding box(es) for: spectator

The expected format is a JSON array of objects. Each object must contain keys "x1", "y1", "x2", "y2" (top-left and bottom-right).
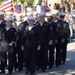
[
  {"x1": 36, "y1": 3, "x2": 41, "y2": 13},
  {"x1": 44, "y1": 3, "x2": 49, "y2": 12},
  {"x1": 41, "y1": 3, "x2": 46, "y2": 13}
]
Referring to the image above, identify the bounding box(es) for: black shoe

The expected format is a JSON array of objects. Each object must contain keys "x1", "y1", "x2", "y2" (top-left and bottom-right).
[
  {"x1": 8, "y1": 71, "x2": 12, "y2": 74},
  {"x1": 42, "y1": 70, "x2": 46, "y2": 72},
  {"x1": 59, "y1": 62, "x2": 62, "y2": 65},
  {"x1": 30, "y1": 73, "x2": 35, "y2": 75},
  {"x1": 14, "y1": 67, "x2": 17, "y2": 71},
  {"x1": 56, "y1": 65, "x2": 59, "y2": 68},
  {"x1": 18, "y1": 69, "x2": 22, "y2": 72},
  {"x1": 49, "y1": 67, "x2": 51, "y2": 69},
  {"x1": 36, "y1": 66, "x2": 40, "y2": 70},
  {"x1": 0, "y1": 70, "x2": 5, "y2": 73},
  {"x1": 25, "y1": 70, "x2": 29, "y2": 74},
  {"x1": 62, "y1": 61, "x2": 65, "y2": 64},
  {"x1": 49, "y1": 65, "x2": 53, "y2": 69}
]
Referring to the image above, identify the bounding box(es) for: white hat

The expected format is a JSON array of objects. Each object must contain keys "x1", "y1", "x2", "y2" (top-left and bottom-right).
[
  {"x1": 5, "y1": 17, "x2": 14, "y2": 21},
  {"x1": 52, "y1": 10, "x2": 59, "y2": 15},
  {"x1": 16, "y1": 13, "x2": 22, "y2": 17},
  {"x1": 26, "y1": 12, "x2": 33, "y2": 16},
  {"x1": 38, "y1": 12, "x2": 46, "y2": 16},
  {"x1": 27, "y1": 7, "x2": 32, "y2": 11},
  {"x1": 46, "y1": 12, "x2": 52, "y2": 16},
  {"x1": 27, "y1": 16, "x2": 36, "y2": 21},
  {"x1": 33, "y1": 12, "x2": 37, "y2": 15},
  {"x1": 0, "y1": 12, "x2": 4, "y2": 15},
  {"x1": 6, "y1": 12, "x2": 13, "y2": 15}
]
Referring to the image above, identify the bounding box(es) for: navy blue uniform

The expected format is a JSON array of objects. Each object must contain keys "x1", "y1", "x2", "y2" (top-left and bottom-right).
[
  {"x1": 48, "y1": 22, "x2": 55, "y2": 69},
  {"x1": 36, "y1": 21, "x2": 51, "y2": 71},
  {"x1": 51, "y1": 20, "x2": 61, "y2": 67},
  {"x1": 0, "y1": 20, "x2": 6, "y2": 73},
  {"x1": 1, "y1": 27, "x2": 16, "y2": 73},
  {"x1": 60, "y1": 21, "x2": 70, "y2": 64},
  {"x1": 22, "y1": 25, "x2": 39, "y2": 74},
  {"x1": 13, "y1": 20, "x2": 28, "y2": 71}
]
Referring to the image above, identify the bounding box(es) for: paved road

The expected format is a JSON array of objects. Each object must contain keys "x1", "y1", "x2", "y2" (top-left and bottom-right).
[{"x1": 1, "y1": 39, "x2": 75, "y2": 75}]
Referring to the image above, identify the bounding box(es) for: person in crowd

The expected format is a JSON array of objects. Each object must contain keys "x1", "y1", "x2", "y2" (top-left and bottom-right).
[
  {"x1": 59, "y1": 13, "x2": 70, "y2": 64},
  {"x1": 51, "y1": 10, "x2": 61, "y2": 67},
  {"x1": 22, "y1": 16, "x2": 39, "y2": 75},
  {"x1": 0, "y1": 12, "x2": 6, "y2": 29},
  {"x1": 36, "y1": 3, "x2": 41, "y2": 13},
  {"x1": 44, "y1": 3, "x2": 49, "y2": 12},
  {"x1": 15, "y1": 13, "x2": 23, "y2": 26},
  {"x1": 5, "y1": 12, "x2": 13, "y2": 18},
  {"x1": 36, "y1": 12, "x2": 51, "y2": 72},
  {"x1": 13, "y1": 13, "x2": 23, "y2": 71},
  {"x1": 41, "y1": 3, "x2": 46, "y2": 13},
  {"x1": 46, "y1": 12, "x2": 53, "y2": 23},
  {"x1": 46, "y1": 12, "x2": 54, "y2": 69},
  {"x1": 0, "y1": 12, "x2": 6, "y2": 74},
  {"x1": 48, "y1": 4, "x2": 51, "y2": 12},
  {"x1": 1, "y1": 17, "x2": 17, "y2": 74},
  {"x1": 14, "y1": 12, "x2": 33, "y2": 71}
]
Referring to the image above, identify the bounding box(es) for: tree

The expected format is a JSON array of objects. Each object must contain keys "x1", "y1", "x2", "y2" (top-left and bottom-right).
[
  {"x1": 26, "y1": 0, "x2": 34, "y2": 5},
  {"x1": 20, "y1": 0, "x2": 24, "y2": 4},
  {"x1": 0, "y1": 0, "x2": 2, "y2": 4},
  {"x1": 13, "y1": 0, "x2": 17, "y2": 3}
]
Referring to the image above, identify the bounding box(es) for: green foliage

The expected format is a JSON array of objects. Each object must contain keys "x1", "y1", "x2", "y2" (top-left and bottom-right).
[
  {"x1": 13, "y1": 0, "x2": 24, "y2": 4},
  {"x1": 0, "y1": 0, "x2": 2, "y2": 4},
  {"x1": 26, "y1": 0, "x2": 34, "y2": 5},
  {"x1": 39, "y1": 0, "x2": 42, "y2": 3},
  {"x1": 20, "y1": 0, "x2": 24, "y2": 4},
  {"x1": 0, "y1": 0, "x2": 34, "y2": 5},
  {"x1": 13, "y1": 0, "x2": 17, "y2": 3}
]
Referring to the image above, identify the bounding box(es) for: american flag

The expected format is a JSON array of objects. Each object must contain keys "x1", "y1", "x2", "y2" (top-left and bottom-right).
[
  {"x1": 0, "y1": 0, "x2": 13, "y2": 12},
  {"x1": 13, "y1": 4, "x2": 21, "y2": 13}
]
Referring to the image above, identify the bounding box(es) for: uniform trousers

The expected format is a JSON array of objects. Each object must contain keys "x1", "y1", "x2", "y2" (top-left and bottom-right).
[
  {"x1": 24, "y1": 47, "x2": 37, "y2": 74},
  {"x1": 37, "y1": 45, "x2": 48, "y2": 70}
]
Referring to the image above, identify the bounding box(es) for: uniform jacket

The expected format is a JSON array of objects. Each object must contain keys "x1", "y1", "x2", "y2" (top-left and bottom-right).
[
  {"x1": 50, "y1": 20, "x2": 59, "y2": 41},
  {"x1": 57, "y1": 20, "x2": 70, "y2": 40},
  {"x1": 22, "y1": 25, "x2": 39, "y2": 48},
  {"x1": 51, "y1": 19, "x2": 70, "y2": 42},
  {"x1": 16, "y1": 21, "x2": 28, "y2": 46},
  {"x1": 36, "y1": 21, "x2": 52, "y2": 45},
  {"x1": 1, "y1": 27, "x2": 17, "y2": 43},
  {"x1": 0, "y1": 20, "x2": 6, "y2": 29},
  {"x1": 0, "y1": 20, "x2": 6, "y2": 41}
]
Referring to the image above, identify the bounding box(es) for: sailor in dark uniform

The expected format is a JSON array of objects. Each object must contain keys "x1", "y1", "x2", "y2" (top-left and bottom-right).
[
  {"x1": 14, "y1": 17, "x2": 29, "y2": 71},
  {"x1": 36, "y1": 12, "x2": 52, "y2": 72},
  {"x1": 22, "y1": 16, "x2": 39, "y2": 75},
  {"x1": 59, "y1": 13, "x2": 70, "y2": 64},
  {"x1": 51, "y1": 10, "x2": 62, "y2": 67},
  {"x1": 0, "y1": 12, "x2": 6, "y2": 74},
  {"x1": 15, "y1": 13, "x2": 33, "y2": 71},
  {"x1": 46, "y1": 12, "x2": 55, "y2": 69},
  {"x1": 0, "y1": 12, "x2": 6, "y2": 29},
  {"x1": 1, "y1": 17, "x2": 17, "y2": 74}
]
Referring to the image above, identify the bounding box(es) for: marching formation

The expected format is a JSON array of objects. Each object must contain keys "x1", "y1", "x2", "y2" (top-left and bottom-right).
[{"x1": 0, "y1": 10, "x2": 70, "y2": 75}]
